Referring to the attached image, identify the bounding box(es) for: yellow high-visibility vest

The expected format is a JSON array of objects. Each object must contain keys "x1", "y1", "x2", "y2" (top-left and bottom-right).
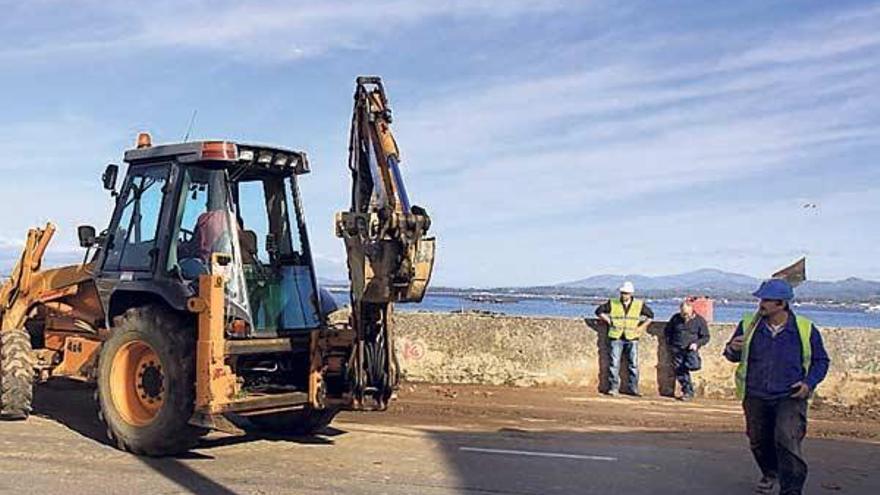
[
  {"x1": 734, "y1": 312, "x2": 813, "y2": 400},
  {"x1": 608, "y1": 298, "x2": 645, "y2": 340}
]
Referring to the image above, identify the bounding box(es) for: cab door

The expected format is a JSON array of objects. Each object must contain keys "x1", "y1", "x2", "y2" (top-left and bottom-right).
[
  {"x1": 94, "y1": 161, "x2": 197, "y2": 317},
  {"x1": 234, "y1": 175, "x2": 321, "y2": 337},
  {"x1": 102, "y1": 163, "x2": 173, "y2": 276}
]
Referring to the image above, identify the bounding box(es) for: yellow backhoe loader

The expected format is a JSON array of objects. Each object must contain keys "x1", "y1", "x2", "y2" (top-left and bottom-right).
[{"x1": 0, "y1": 76, "x2": 435, "y2": 456}]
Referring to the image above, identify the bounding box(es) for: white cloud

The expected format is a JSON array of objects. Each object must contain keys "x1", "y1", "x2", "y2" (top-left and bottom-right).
[
  {"x1": 720, "y1": 4, "x2": 880, "y2": 69},
  {"x1": 0, "y1": 0, "x2": 571, "y2": 62},
  {"x1": 391, "y1": 5, "x2": 880, "y2": 236},
  {"x1": 2, "y1": 1, "x2": 878, "y2": 285}
]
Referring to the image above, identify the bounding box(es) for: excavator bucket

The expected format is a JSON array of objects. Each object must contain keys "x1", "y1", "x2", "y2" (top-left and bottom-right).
[
  {"x1": 404, "y1": 236, "x2": 435, "y2": 302},
  {"x1": 336, "y1": 218, "x2": 435, "y2": 304}
]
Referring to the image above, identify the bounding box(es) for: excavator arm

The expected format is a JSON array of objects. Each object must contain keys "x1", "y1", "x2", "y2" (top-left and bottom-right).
[{"x1": 336, "y1": 76, "x2": 436, "y2": 409}]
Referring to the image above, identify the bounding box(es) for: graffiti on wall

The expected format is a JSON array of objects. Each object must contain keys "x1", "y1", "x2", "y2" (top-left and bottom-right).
[{"x1": 398, "y1": 338, "x2": 426, "y2": 361}]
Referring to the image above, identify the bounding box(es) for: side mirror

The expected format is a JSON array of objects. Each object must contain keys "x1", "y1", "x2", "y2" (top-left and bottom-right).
[
  {"x1": 102, "y1": 164, "x2": 119, "y2": 192},
  {"x1": 77, "y1": 225, "x2": 97, "y2": 248}
]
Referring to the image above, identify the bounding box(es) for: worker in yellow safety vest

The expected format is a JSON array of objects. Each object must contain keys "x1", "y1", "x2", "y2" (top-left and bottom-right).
[
  {"x1": 723, "y1": 279, "x2": 830, "y2": 495},
  {"x1": 595, "y1": 281, "x2": 654, "y2": 397}
]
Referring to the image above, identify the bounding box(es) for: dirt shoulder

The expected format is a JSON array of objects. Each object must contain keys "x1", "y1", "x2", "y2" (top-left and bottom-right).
[{"x1": 347, "y1": 382, "x2": 880, "y2": 442}]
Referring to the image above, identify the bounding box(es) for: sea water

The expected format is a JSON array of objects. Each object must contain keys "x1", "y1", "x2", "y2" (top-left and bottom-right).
[{"x1": 390, "y1": 293, "x2": 880, "y2": 329}]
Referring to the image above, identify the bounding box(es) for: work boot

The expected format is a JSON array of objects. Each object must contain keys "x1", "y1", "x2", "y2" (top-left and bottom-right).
[{"x1": 754, "y1": 475, "x2": 777, "y2": 494}]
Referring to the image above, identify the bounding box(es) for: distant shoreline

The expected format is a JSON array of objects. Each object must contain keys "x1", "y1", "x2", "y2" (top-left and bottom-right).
[
  {"x1": 325, "y1": 285, "x2": 880, "y2": 307},
  {"x1": 326, "y1": 286, "x2": 880, "y2": 329}
]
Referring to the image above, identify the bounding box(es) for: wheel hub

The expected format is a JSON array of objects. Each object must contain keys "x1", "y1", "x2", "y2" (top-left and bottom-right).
[
  {"x1": 138, "y1": 362, "x2": 164, "y2": 401},
  {"x1": 109, "y1": 340, "x2": 165, "y2": 426}
]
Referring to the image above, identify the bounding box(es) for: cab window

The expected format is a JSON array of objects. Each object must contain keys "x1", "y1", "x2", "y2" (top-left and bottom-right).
[
  {"x1": 169, "y1": 167, "x2": 233, "y2": 280},
  {"x1": 103, "y1": 165, "x2": 169, "y2": 272}
]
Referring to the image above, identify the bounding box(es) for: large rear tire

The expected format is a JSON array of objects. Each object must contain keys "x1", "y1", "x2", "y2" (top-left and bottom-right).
[
  {"x1": 96, "y1": 306, "x2": 204, "y2": 456},
  {"x1": 249, "y1": 406, "x2": 340, "y2": 435},
  {"x1": 0, "y1": 329, "x2": 35, "y2": 420}
]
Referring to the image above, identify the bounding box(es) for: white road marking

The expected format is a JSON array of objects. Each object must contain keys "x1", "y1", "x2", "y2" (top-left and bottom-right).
[{"x1": 459, "y1": 446, "x2": 618, "y2": 462}]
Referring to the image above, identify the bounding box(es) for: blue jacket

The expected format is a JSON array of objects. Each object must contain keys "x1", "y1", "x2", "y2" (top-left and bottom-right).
[{"x1": 723, "y1": 311, "x2": 830, "y2": 400}]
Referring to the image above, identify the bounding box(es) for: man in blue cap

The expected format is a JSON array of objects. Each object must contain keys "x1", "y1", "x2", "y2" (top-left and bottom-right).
[{"x1": 724, "y1": 278, "x2": 830, "y2": 495}]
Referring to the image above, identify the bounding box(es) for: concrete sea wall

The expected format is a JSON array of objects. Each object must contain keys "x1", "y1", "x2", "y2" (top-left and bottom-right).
[{"x1": 392, "y1": 312, "x2": 880, "y2": 409}]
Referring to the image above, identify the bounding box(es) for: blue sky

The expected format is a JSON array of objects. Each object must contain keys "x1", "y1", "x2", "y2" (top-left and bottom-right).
[{"x1": 0, "y1": 0, "x2": 878, "y2": 287}]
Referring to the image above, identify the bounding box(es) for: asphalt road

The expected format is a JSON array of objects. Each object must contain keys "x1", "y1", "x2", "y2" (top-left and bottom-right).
[{"x1": 0, "y1": 382, "x2": 877, "y2": 494}]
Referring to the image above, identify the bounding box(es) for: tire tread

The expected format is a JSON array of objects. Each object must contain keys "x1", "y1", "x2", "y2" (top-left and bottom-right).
[
  {"x1": 96, "y1": 305, "x2": 204, "y2": 456},
  {"x1": 0, "y1": 328, "x2": 35, "y2": 420}
]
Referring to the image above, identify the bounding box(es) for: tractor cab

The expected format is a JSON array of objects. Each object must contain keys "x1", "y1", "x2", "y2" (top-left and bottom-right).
[{"x1": 91, "y1": 134, "x2": 326, "y2": 338}]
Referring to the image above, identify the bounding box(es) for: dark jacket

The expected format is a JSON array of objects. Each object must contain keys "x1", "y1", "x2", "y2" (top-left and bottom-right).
[
  {"x1": 665, "y1": 313, "x2": 710, "y2": 349},
  {"x1": 723, "y1": 310, "x2": 830, "y2": 400}
]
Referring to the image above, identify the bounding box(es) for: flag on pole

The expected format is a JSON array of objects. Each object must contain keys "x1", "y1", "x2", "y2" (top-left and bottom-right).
[{"x1": 772, "y1": 257, "x2": 807, "y2": 287}]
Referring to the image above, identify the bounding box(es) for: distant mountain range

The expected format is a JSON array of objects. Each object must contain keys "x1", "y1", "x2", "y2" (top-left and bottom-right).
[
  {"x1": 560, "y1": 268, "x2": 758, "y2": 292},
  {"x1": 558, "y1": 268, "x2": 880, "y2": 301}
]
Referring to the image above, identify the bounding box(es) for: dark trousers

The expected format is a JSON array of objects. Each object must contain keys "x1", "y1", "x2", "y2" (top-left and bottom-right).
[
  {"x1": 743, "y1": 397, "x2": 808, "y2": 495},
  {"x1": 670, "y1": 348, "x2": 697, "y2": 396}
]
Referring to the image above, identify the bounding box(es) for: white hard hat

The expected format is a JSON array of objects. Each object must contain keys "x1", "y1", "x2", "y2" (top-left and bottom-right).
[{"x1": 619, "y1": 281, "x2": 635, "y2": 294}]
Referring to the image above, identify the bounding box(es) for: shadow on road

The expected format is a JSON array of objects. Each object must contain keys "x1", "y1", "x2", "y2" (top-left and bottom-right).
[
  {"x1": 427, "y1": 427, "x2": 880, "y2": 495},
  {"x1": 32, "y1": 379, "x2": 111, "y2": 447},
  {"x1": 138, "y1": 457, "x2": 240, "y2": 495},
  {"x1": 32, "y1": 379, "x2": 345, "y2": 495}
]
